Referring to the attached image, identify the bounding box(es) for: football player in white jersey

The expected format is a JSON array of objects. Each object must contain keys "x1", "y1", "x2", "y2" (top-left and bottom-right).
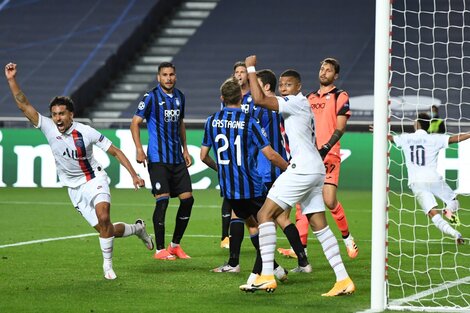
[
  {"x1": 5, "y1": 63, "x2": 153, "y2": 280},
  {"x1": 239, "y1": 55, "x2": 355, "y2": 296},
  {"x1": 391, "y1": 113, "x2": 470, "y2": 244}
]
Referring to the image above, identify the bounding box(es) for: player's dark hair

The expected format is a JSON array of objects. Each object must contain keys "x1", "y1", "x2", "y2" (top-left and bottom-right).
[
  {"x1": 158, "y1": 62, "x2": 176, "y2": 74},
  {"x1": 220, "y1": 77, "x2": 242, "y2": 105},
  {"x1": 49, "y1": 96, "x2": 74, "y2": 113},
  {"x1": 417, "y1": 112, "x2": 431, "y2": 132},
  {"x1": 233, "y1": 61, "x2": 246, "y2": 71},
  {"x1": 280, "y1": 69, "x2": 301, "y2": 83},
  {"x1": 256, "y1": 69, "x2": 277, "y2": 92},
  {"x1": 321, "y1": 57, "x2": 340, "y2": 74}
]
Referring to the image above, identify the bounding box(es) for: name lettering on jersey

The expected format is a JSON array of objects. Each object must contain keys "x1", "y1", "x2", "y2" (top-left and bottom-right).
[
  {"x1": 211, "y1": 119, "x2": 245, "y2": 129},
  {"x1": 164, "y1": 109, "x2": 180, "y2": 122},
  {"x1": 240, "y1": 103, "x2": 250, "y2": 113}
]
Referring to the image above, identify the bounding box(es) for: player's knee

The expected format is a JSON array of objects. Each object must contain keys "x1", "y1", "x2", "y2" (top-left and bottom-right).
[
  {"x1": 446, "y1": 199, "x2": 459, "y2": 213},
  {"x1": 178, "y1": 196, "x2": 194, "y2": 218}
]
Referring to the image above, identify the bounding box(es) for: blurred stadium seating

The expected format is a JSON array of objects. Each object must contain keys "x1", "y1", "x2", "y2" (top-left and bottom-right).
[
  {"x1": 0, "y1": 0, "x2": 178, "y2": 118},
  {"x1": 1, "y1": 0, "x2": 466, "y2": 127}
]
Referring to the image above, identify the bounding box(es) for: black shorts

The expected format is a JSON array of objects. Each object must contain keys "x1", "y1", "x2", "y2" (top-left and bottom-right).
[
  {"x1": 225, "y1": 196, "x2": 266, "y2": 221},
  {"x1": 148, "y1": 162, "x2": 192, "y2": 197}
]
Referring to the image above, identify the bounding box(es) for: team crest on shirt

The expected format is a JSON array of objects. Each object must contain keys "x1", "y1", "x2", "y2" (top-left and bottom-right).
[
  {"x1": 247, "y1": 96, "x2": 252, "y2": 103},
  {"x1": 175, "y1": 98, "x2": 180, "y2": 106},
  {"x1": 155, "y1": 182, "x2": 161, "y2": 190},
  {"x1": 138, "y1": 101, "x2": 145, "y2": 110},
  {"x1": 74, "y1": 139, "x2": 84, "y2": 148},
  {"x1": 326, "y1": 94, "x2": 331, "y2": 100}
]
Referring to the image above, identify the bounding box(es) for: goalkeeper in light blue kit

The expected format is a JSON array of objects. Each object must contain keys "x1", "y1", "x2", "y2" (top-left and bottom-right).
[{"x1": 390, "y1": 113, "x2": 470, "y2": 244}]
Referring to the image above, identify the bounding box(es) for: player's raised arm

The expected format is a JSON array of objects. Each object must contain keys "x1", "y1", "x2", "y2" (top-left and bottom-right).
[
  {"x1": 4, "y1": 63, "x2": 39, "y2": 126},
  {"x1": 245, "y1": 55, "x2": 279, "y2": 111},
  {"x1": 449, "y1": 132, "x2": 470, "y2": 144}
]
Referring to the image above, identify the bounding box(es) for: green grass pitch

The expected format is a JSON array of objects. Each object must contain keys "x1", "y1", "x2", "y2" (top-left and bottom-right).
[{"x1": 0, "y1": 188, "x2": 467, "y2": 312}]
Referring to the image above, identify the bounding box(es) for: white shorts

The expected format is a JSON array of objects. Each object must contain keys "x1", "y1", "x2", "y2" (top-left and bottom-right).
[
  {"x1": 267, "y1": 169, "x2": 325, "y2": 214},
  {"x1": 409, "y1": 181, "x2": 456, "y2": 215},
  {"x1": 68, "y1": 175, "x2": 111, "y2": 227}
]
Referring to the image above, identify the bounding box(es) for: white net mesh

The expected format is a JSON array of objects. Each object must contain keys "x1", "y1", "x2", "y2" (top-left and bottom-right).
[{"x1": 387, "y1": 0, "x2": 470, "y2": 311}]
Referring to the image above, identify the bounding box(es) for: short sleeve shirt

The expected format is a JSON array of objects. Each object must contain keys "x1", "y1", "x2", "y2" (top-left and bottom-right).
[{"x1": 37, "y1": 114, "x2": 111, "y2": 188}]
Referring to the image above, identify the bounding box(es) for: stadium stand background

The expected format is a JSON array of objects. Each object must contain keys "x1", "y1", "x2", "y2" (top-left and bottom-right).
[
  {"x1": 0, "y1": 0, "x2": 376, "y2": 124},
  {"x1": 0, "y1": 0, "x2": 181, "y2": 118},
  {"x1": 2, "y1": 0, "x2": 465, "y2": 128}
]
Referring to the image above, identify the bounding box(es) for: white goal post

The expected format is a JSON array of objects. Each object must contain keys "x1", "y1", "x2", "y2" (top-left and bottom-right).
[{"x1": 371, "y1": 0, "x2": 470, "y2": 311}]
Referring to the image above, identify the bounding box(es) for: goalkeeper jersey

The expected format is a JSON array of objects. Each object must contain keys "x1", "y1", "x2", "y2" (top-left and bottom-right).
[{"x1": 307, "y1": 86, "x2": 351, "y2": 157}]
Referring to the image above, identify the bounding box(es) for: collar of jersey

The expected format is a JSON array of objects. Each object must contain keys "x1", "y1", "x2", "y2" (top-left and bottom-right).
[
  {"x1": 415, "y1": 129, "x2": 428, "y2": 134},
  {"x1": 223, "y1": 106, "x2": 243, "y2": 112},
  {"x1": 63, "y1": 121, "x2": 77, "y2": 136},
  {"x1": 317, "y1": 85, "x2": 336, "y2": 97}
]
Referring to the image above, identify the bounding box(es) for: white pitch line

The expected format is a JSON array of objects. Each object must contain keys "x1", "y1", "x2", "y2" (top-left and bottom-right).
[
  {"x1": 0, "y1": 232, "x2": 300, "y2": 249},
  {"x1": 388, "y1": 276, "x2": 470, "y2": 307},
  {"x1": 0, "y1": 233, "x2": 98, "y2": 248}
]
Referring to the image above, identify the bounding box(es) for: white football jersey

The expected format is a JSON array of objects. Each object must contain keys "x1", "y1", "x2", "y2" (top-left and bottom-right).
[
  {"x1": 36, "y1": 114, "x2": 112, "y2": 188},
  {"x1": 393, "y1": 129, "x2": 449, "y2": 184},
  {"x1": 276, "y1": 93, "x2": 325, "y2": 174}
]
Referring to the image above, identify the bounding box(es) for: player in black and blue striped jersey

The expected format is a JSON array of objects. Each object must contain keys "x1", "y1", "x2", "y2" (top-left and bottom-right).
[
  {"x1": 131, "y1": 62, "x2": 194, "y2": 261},
  {"x1": 201, "y1": 77, "x2": 288, "y2": 278}
]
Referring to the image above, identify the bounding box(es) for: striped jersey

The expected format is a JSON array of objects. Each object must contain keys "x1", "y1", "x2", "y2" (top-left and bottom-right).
[
  {"x1": 135, "y1": 84, "x2": 186, "y2": 164},
  {"x1": 202, "y1": 107, "x2": 270, "y2": 199},
  {"x1": 250, "y1": 101, "x2": 287, "y2": 184},
  {"x1": 37, "y1": 113, "x2": 111, "y2": 188}
]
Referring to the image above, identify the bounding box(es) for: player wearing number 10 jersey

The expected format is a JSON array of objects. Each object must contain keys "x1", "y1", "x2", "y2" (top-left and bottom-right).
[{"x1": 391, "y1": 113, "x2": 470, "y2": 244}]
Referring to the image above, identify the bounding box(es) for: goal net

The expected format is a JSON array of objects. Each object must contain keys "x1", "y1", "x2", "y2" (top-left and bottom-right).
[{"x1": 379, "y1": 0, "x2": 470, "y2": 311}]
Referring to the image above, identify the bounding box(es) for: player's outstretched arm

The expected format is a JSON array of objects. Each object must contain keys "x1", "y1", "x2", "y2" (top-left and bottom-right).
[
  {"x1": 200, "y1": 145, "x2": 217, "y2": 172},
  {"x1": 261, "y1": 145, "x2": 289, "y2": 171},
  {"x1": 449, "y1": 132, "x2": 470, "y2": 144},
  {"x1": 107, "y1": 144, "x2": 145, "y2": 190},
  {"x1": 4, "y1": 63, "x2": 39, "y2": 126},
  {"x1": 245, "y1": 55, "x2": 279, "y2": 111}
]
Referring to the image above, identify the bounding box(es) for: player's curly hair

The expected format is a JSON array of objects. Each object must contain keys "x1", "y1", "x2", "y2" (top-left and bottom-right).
[
  {"x1": 321, "y1": 58, "x2": 340, "y2": 74},
  {"x1": 49, "y1": 96, "x2": 74, "y2": 113}
]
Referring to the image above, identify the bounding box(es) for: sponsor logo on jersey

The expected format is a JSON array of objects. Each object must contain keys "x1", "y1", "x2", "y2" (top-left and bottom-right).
[
  {"x1": 310, "y1": 102, "x2": 326, "y2": 109},
  {"x1": 164, "y1": 109, "x2": 180, "y2": 122},
  {"x1": 159, "y1": 101, "x2": 165, "y2": 106}
]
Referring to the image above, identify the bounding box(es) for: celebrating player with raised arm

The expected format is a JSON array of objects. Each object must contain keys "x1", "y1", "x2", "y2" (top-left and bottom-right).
[
  {"x1": 390, "y1": 113, "x2": 469, "y2": 244},
  {"x1": 5, "y1": 62, "x2": 152, "y2": 280},
  {"x1": 238, "y1": 56, "x2": 355, "y2": 296}
]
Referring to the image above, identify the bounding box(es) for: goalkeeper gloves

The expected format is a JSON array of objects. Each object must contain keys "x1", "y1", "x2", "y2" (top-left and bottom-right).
[{"x1": 318, "y1": 143, "x2": 331, "y2": 160}]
